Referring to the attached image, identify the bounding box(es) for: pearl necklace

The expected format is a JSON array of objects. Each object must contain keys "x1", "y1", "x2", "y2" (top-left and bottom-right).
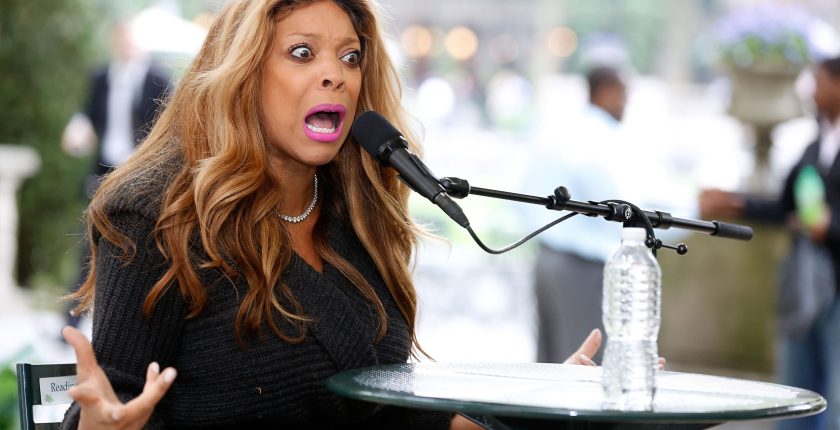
[{"x1": 279, "y1": 174, "x2": 318, "y2": 223}]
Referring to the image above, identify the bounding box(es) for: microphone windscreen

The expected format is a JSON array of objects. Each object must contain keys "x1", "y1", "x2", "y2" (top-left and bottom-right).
[{"x1": 351, "y1": 111, "x2": 402, "y2": 157}]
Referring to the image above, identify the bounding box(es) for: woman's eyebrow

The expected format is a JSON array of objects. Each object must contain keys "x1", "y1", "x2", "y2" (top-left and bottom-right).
[{"x1": 283, "y1": 32, "x2": 360, "y2": 46}]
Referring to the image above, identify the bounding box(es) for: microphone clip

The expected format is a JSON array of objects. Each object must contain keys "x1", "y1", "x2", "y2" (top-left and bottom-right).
[
  {"x1": 645, "y1": 237, "x2": 688, "y2": 256},
  {"x1": 439, "y1": 177, "x2": 471, "y2": 199},
  {"x1": 546, "y1": 186, "x2": 571, "y2": 211}
]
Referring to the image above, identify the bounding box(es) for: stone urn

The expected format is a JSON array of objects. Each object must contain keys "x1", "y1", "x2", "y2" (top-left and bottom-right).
[
  {"x1": 725, "y1": 62, "x2": 806, "y2": 193},
  {"x1": 727, "y1": 63, "x2": 804, "y2": 127}
]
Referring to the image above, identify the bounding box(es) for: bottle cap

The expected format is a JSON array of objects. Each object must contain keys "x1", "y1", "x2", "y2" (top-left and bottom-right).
[{"x1": 621, "y1": 227, "x2": 647, "y2": 242}]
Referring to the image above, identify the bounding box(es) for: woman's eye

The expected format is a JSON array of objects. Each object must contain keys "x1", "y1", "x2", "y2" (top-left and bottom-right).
[
  {"x1": 289, "y1": 45, "x2": 313, "y2": 60},
  {"x1": 341, "y1": 50, "x2": 362, "y2": 66}
]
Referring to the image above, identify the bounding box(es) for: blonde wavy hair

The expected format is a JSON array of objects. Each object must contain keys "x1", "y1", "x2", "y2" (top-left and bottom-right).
[{"x1": 72, "y1": 0, "x2": 425, "y2": 350}]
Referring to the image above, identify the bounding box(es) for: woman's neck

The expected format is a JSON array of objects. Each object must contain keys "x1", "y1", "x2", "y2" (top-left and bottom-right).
[
  {"x1": 270, "y1": 160, "x2": 323, "y2": 272},
  {"x1": 270, "y1": 160, "x2": 317, "y2": 216}
]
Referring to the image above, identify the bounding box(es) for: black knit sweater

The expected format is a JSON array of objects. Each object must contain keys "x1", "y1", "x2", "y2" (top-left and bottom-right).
[{"x1": 61, "y1": 159, "x2": 450, "y2": 429}]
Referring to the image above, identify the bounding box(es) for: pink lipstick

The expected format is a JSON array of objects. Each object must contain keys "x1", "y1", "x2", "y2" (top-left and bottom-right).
[{"x1": 303, "y1": 104, "x2": 346, "y2": 142}]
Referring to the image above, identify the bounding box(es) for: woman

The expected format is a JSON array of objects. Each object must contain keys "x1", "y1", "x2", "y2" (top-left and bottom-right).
[{"x1": 62, "y1": 1, "x2": 602, "y2": 428}]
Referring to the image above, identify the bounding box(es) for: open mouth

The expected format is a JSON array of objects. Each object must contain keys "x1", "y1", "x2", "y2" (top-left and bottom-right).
[
  {"x1": 305, "y1": 111, "x2": 340, "y2": 133},
  {"x1": 303, "y1": 104, "x2": 346, "y2": 141}
]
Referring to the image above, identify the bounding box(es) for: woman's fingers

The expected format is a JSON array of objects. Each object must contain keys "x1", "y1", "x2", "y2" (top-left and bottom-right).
[
  {"x1": 62, "y1": 326, "x2": 98, "y2": 374},
  {"x1": 68, "y1": 380, "x2": 102, "y2": 406},
  {"x1": 62, "y1": 327, "x2": 172, "y2": 429},
  {"x1": 103, "y1": 365, "x2": 177, "y2": 429},
  {"x1": 578, "y1": 354, "x2": 597, "y2": 366},
  {"x1": 563, "y1": 329, "x2": 603, "y2": 365},
  {"x1": 577, "y1": 329, "x2": 602, "y2": 360},
  {"x1": 562, "y1": 331, "x2": 666, "y2": 370},
  {"x1": 63, "y1": 326, "x2": 122, "y2": 404},
  {"x1": 120, "y1": 365, "x2": 177, "y2": 421},
  {"x1": 146, "y1": 362, "x2": 160, "y2": 381},
  {"x1": 571, "y1": 329, "x2": 602, "y2": 362}
]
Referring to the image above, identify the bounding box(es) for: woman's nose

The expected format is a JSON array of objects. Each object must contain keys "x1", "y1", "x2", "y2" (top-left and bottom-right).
[{"x1": 320, "y1": 61, "x2": 345, "y2": 90}]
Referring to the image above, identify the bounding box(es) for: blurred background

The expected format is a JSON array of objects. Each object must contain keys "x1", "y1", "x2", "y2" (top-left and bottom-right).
[{"x1": 2, "y1": 0, "x2": 840, "y2": 428}]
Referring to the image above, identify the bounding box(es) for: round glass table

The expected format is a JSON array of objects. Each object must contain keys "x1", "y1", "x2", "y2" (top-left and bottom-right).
[{"x1": 326, "y1": 362, "x2": 826, "y2": 430}]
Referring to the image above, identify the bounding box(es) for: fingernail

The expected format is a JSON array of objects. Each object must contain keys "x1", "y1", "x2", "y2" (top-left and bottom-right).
[
  {"x1": 163, "y1": 368, "x2": 177, "y2": 384},
  {"x1": 150, "y1": 362, "x2": 160, "y2": 375},
  {"x1": 579, "y1": 354, "x2": 595, "y2": 366},
  {"x1": 111, "y1": 409, "x2": 122, "y2": 421}
]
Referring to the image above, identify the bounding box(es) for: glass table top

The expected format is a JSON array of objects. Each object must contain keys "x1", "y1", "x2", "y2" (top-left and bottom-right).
[{"x1": 327, "y1": 362, "x2": 826, "y2": 423}]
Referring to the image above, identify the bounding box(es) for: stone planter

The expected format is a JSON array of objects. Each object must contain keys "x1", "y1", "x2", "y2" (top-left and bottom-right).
[
  {"x1": 726, "y1": 63, "x2": 805, "y2": 127},
  {"x1": 725, "y1": 63, "x2": 806, "y2": 193}
]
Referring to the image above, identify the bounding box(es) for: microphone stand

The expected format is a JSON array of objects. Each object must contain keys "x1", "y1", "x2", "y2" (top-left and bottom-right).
[{"x1": 437, "y1": 177, "x2": 753, "y2": 256}]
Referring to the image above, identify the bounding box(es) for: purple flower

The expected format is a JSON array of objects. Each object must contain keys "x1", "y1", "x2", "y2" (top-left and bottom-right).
[{"x1": 714, "y1": 3, "x2": 817, "y2": 67}]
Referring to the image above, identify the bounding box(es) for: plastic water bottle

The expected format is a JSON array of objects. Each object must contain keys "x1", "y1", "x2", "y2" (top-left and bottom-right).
[
  {"x1": 601, "y1": 227, "x2": 661, "y2": 411},
  {"x1": 794, "y1": 165, "x2": 826, "y2": 229}
]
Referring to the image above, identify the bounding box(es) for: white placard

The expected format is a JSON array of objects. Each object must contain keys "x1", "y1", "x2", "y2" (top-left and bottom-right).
[
  {"x1": 38, "y1": 375, "x2": 78, "y2": 405},
  {"x1": 33, "y1": 404, "x2": 72, "y2": 424}
]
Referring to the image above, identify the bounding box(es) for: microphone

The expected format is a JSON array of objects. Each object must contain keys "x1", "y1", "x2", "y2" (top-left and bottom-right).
[{"x1": 351, "y1": 111, "x2": 470, "y2": 228}]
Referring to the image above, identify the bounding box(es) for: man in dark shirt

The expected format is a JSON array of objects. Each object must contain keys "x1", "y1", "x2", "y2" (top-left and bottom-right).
[
  {"x1": 61, "y1": 20, "x2": 171, "y2": 327},
  {"x1": 62, "y1": 21, "x2": 172, "y2": 194},
  {"x1": 701, "y1": 55, "x2": 840, "y2": 430}
]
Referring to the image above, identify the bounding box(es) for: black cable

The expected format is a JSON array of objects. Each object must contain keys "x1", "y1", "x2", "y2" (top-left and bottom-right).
[
  {"x1": 465, "y1": 212, "x2": 578, "y2": 255},
  {"x1": 464, "y1": 199, "x2": 662, "y2": 255}
]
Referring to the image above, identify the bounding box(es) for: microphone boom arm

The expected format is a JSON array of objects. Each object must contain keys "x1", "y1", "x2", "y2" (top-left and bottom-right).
[{"x1": 439, "y1": 177, "x2": 753, "y2": 241}]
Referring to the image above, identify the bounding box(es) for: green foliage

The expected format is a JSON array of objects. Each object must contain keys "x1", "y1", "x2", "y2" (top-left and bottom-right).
[
  {"x1": 0, "y1": 0, "x2": 99, "y2": 288},
  {"x1": 0, "y1": 366, "x2": 17, "y2": 430}
]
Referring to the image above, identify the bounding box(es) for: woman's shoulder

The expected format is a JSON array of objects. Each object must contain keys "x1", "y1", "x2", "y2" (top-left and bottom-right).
[{"x1": 102, "y1": 147, "x2": 185, "y2": 220}]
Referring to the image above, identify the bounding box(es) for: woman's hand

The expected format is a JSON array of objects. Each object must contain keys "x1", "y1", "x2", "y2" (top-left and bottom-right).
[
  {"x1": 563, "y1": 328, "x2": 667, "y2": 370},
  {"x1": 62, "y1": 326, "x2": 177, "y2": 430},
  {"x1": 450, "y1": 414, "x2": 484, "y2": 430},
  {"x1": 563, "y1": 329, "x2": 602, "y2": 366}
]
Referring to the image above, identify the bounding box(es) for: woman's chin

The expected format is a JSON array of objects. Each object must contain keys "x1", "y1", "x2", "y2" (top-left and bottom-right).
[{"x1": 303, "y1": 150, "x2": 342, "y2": 167}]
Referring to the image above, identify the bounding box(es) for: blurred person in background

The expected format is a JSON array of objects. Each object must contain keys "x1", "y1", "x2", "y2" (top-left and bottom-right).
[
  {"x1": 62, "y1": 19, "x2": 172, "y2": 195},
  {"x1": 61, "y1": 19, "x2": 172, "y2": 327},
  {"x1": 700, "y1": 55, "x2": 840, "y2": 430},
  {"x1": 530, "y1": 66, "x2": 626, "y2": 364},
  {"x1": 529, "y1": 65, "x2": 692, "y2": 364}
]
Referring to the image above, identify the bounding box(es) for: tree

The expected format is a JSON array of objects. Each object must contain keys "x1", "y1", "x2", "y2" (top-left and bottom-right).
[{"x1": 0, "y1": 0, "x2": 99, "y2": 290}]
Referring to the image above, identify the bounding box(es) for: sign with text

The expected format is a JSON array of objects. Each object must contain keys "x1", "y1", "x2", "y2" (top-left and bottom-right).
[{"x1": 39, "y1": 375, "x2": 78, "y2": 405}]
